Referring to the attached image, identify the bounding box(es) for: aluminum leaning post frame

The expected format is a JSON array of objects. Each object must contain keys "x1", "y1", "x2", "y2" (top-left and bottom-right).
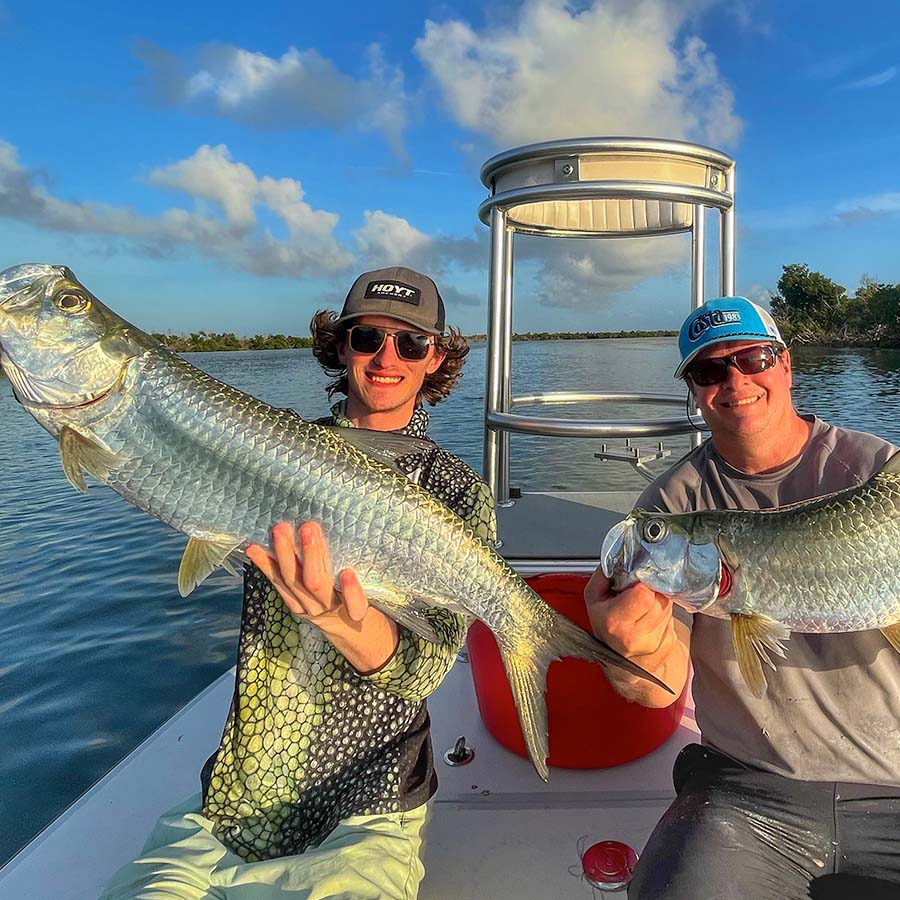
[{"x1": 479, "y1": 137, "x2": 737, "y2": 503}]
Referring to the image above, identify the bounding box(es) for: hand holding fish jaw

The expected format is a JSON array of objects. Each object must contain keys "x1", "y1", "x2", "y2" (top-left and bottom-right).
[
  {"x1": 585, "y1": 567, "x2": 690, "y2": 709},
  {"x1": 245, "y1": 522, "x2": 400, "y2": 674}
]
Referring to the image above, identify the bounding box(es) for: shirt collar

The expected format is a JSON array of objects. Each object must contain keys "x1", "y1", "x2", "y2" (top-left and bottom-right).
[{"x1": 329, "y1": 399, "x2": 430, "y2": 438}]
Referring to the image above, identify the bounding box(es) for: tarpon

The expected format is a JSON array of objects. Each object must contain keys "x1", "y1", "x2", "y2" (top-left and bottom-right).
[
  {"x1": 601, "y1": 468, "x2": 900, "y2": 696},
  {"x1": 0, "y1": 263, "x2": 669, "y2": 780}
]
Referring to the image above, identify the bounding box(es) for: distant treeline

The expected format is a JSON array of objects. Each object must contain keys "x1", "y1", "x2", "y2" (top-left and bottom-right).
[
  {"x1": 153, "y1": 329, "x2": 677, "y2": 352},
  {"x1": 152, "y1": 332, "x2": 313, "y2": 352},
  {"x1": 150, "y1": 265, "x2": 900, "y2": 353},
  {"x1": 772, "y1": 263, "x2": 900, "y2": 347},
  {"x1": 468, "y1": 330, "x2": 677, "y2": 341}
]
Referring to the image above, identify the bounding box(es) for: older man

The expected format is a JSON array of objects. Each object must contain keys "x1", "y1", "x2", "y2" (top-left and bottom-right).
[
  {"x1": 102, "y1": 267, "x2": 495, "y2": 900},
  {"x1": 587, "y1": 297, "x2": 900, "y2": 899}
]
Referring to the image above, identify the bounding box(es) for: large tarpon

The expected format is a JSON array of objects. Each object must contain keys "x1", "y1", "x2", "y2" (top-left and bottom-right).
[
  {"x1": 601, "y1": 467, "x2": 900, "y2": 696},
  {"x1": 0, "y1": 263, "x2": 669, "y2": 780}
]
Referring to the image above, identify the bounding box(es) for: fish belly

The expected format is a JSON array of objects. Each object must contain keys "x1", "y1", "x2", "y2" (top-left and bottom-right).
[{"x1": 63, "y1": 352, "x2": 512, "y2": 623}]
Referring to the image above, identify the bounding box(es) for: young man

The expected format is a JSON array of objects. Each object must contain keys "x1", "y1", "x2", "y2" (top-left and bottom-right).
[
  {"x1": 102, "y1": 267, "x2": 495, "y2": 899},
  {"x1": 587, "y1": 297, "x2": 900, "y2": 899}
]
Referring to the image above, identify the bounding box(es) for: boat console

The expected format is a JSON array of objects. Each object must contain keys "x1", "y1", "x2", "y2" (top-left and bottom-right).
[{"x1": 471, "y1": 137, "x2": 736, "y2": 601}]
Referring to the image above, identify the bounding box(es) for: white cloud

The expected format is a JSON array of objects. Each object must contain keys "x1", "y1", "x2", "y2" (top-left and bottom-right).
[
  {"x1": 408, "y1": 0, "x2": 734, "y2": 307},
  {"x1": 806, "y1": 43, "x2": 896, "y2": 81},
  {"x1": 352, "y1": 211, "x2": 485, "y2": 306},
  {"x1": 137, "y1": 41, "x2": 411, "y2": 163},
  {"x1": 741, "y1": 189, "x2": 900, "y2": 231},
  {"x1": 148, "y1": 144, "x2": 339, "y2": 240},
  {"x1": 0, "y1": 140, "x2": 352, "y2": 276},
  {"x1": 353, "y1": 210, "x2": 431, "y2": 261},
  {"x1": 414, "y1": 0, "x2": 740, "y2": 149},
  {"x1": 743, "y1": 284, "x2": 776, "y2": 308},
  {"x1": 0, "y1": 131, "x2": 693, "y2": 314},
  {"x1": 148, "y1": 145, "x2": 261, "y2": 231},
  {"x1": 842, "y1": 67, "x2": 898, "y2": 90},
  {"x1": 836, "y1": 191, "x2": 900, "y2": 224},
  {"x1": 520, "y1": 234, "x2": 688, "y2": 310}
]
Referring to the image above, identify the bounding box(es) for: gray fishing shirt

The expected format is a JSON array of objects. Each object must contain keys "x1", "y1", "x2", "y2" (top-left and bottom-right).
[{"x1": 637, "y1": 416, "x2": 900, "y2": 785}]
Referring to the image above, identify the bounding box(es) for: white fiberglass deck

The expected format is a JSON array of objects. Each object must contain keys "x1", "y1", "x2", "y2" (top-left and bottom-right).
[
  {"x1": 495, "y1": 490, "x2": 636, "y2": 570},
  {"x1": 0, "y1": 662, "x2": 697, "y2": 900}
]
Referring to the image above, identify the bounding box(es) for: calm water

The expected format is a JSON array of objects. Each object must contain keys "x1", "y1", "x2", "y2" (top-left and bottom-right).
[{"x1": 3, "y1": 338, "x2": 900, "y2": 863}]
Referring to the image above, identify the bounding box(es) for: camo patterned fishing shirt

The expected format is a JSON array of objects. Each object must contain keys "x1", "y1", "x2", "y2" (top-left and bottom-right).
[{"x1": 200, "y1": 403, "x2": 496, "y2": 861}]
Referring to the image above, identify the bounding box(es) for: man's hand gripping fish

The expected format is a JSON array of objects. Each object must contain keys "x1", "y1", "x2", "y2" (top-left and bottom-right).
[
  {"x1": 601, "y1": 475, "x2": 900, "y2": 696},
  {"x1": 0, "y1": 264, "x2": 670, "y2": 780}
]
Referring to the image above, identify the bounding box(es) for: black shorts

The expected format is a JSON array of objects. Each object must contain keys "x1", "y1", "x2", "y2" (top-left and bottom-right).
[{"x1": 628, "y1": 743, "x2": 900, "y2": 900}]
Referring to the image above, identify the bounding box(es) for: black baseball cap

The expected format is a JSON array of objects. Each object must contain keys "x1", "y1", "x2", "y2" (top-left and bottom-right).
[{"x1": 335, "y1": 267, "x2": 446, "y2": 335}]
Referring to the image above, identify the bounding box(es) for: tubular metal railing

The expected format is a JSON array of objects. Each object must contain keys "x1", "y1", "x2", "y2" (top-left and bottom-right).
[{"x1": 479, "y1": 137, "x2": 736, "y2": 502}]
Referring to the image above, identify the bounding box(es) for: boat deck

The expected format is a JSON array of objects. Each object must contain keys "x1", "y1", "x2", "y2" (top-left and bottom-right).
[
  {"x1": 495, "y1": 490, "x2": 635, "y2": 568},
  {"x1": 423, "y1": 659, "x2": 697, "y2": 899},
  {"x1": 0, "y1": 659, "x2": 697, "y2": 900}
]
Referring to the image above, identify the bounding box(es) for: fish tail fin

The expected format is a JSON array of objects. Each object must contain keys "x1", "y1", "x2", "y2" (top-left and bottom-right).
[
  {"x1": 497, "y1": 613, "x2": 675, "y2": 782},
  {"x1": 496, "y1": 642, "x2": 552, "y2": 782},
  {"x1": 544, "y1": 610, "x2": 675, "y2": 694}
]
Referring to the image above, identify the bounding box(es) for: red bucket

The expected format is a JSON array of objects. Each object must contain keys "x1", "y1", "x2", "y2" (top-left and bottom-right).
[{"x1": 467, "y1": 572, "x2": 687, "y2": 769}]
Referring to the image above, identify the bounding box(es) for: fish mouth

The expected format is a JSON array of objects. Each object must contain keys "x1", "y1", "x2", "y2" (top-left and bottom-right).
[
  {"x1": 0, "y1": 348, "x2": 123, "y2": 410},
  {"x1": 600, "y1": 518, "x2": 635, "y2": 587}
]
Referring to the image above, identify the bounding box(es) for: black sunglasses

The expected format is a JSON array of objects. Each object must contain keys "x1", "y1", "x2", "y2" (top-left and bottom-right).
[
  {"x1": 687, "y1": 344, "x2": 783, "y2": 387},
  {"x1": 346, "y1": 325, "x2": 435, "y2": 361}
]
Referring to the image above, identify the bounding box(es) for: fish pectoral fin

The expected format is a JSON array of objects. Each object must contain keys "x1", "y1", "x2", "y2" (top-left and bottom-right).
[
  {"x1": 324, "y1": 427, "x2": 435, "y2": 472},
  {"x1": 730, "y1": 613, "x2": 790, "y2": 699},
  {"x1": 880, "y1": 623, "x2": 900, "y2": 654},
  {"x1": 59, "y1": 426, "x2": 122, "y2": 493},
  {"x1": 364, "y1": 586, "x2": 442, "y2": 643},
  {"x1": 178, "y1": 535, "x2": 245, "y2": 597}
]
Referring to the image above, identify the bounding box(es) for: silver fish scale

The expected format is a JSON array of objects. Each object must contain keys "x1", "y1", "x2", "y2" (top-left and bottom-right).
[
  {"x1": 69, "y1": 350, "x2": 533, "y2": 633},
  {"x1": 701, "y1": 475, "x2": 900, "y2": 631}
]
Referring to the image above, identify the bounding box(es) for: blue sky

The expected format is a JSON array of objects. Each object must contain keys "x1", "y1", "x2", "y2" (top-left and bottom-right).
[{"x1": 1, "y1": 0, "x2": 899, "y2": 336}]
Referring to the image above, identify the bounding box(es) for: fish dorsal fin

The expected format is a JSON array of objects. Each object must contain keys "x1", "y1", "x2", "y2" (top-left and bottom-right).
[
  {"x1": 324, "y1": 426, "x2": 435, "y2": 472},
  {"x1": 59, "y1": 426, "x2": 122, "y2": 493},
  {"x1": 878, "y1": 452, "x2": 900, "y2": 477},
  {"x1": 880, "y1": 623, "x2": 900, "y2": 654},
  {"x1": 730, "y1": 613, "x2": 791, "y2": 699},
  {"x1": 178, "y1": 535, "x2": 244, "y2": 597}
]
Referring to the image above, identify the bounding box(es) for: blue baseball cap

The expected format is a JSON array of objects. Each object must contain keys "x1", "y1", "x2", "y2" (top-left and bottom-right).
[{"x1": 674, "y1": 296, "x2": 786, "y2": 379}]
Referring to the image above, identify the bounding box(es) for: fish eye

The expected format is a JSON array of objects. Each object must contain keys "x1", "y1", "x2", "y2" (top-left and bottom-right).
[
  {"x1": 56, "y1": 292, "x2": 91, "y2": 313},
  {"x1": 642, "y1": 519, "x2": 667, "y2": 543}
]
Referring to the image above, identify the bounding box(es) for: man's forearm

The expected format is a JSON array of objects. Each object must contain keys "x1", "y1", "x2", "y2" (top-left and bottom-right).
[
  {"x1": 362, "y1": 609, "x2": 468, "y2": 701},
  {"x1": 317, "y1": 607, "x2": 400, "y2": 674}
]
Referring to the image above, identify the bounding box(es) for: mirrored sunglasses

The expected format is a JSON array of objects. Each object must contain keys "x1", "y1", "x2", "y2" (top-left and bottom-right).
[
  {"x1": 346, "y1": 325, "x2": 435, "y2": 361},
  {"x1": 687, "y1": 344, "x2": 782, "y2": 387}
]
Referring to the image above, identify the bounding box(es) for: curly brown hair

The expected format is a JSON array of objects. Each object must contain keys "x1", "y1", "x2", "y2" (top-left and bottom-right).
[{"x1": 310, "y1": 310, "x2": 470, "y2": 405}]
